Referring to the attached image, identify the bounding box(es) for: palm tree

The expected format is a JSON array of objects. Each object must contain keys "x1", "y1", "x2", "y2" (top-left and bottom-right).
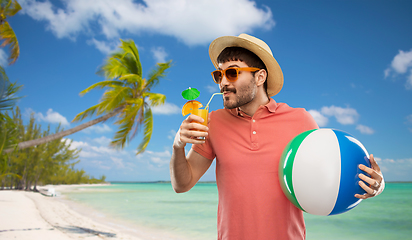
[
  {"x1": 0, "y1": 65, "x2": 22, "y2": 182},
  {"x1": 0, "y1": 0, "x2": 21, "y2": 65},
  {"x1": 4, "y1": 39, "x2": 171, "y2": 154},
  {"x1": 0, "y1": 65, "x2": 21, "y2": 111},
  {"x1": 74, "y1": 39, "x2": 171, "y2": 153}
]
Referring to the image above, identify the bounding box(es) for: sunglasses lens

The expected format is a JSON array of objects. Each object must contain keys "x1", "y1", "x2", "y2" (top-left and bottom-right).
[
  {"x1": 225, "y1": 68, "x2": 238, "y2": 81},
  {"x1": 212, "y1": 71, "x2": 222, "y2": 83}
]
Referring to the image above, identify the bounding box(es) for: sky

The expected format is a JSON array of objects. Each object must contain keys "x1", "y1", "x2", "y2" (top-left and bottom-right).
[{"x1": 4, "y1": 0, "x2": 412, "y2": 182}]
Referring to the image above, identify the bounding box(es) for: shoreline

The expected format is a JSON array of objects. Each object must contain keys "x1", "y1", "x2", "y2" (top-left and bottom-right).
[{"x1": 0, "y1": 184, "x2": 187, "y2": 240}]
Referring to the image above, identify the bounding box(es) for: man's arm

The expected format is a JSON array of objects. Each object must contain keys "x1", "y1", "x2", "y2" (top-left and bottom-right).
[{"x1": 170, "y1": 114, "x2": 213, "y2": 193}]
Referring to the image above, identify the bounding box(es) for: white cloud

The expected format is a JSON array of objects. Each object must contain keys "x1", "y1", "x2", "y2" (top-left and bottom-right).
[
  {"x1": 137, "y1": 149, "x2": 171, "y2": 167},
  {"x1": 79, "y1": 151, "x2": 101, "y2": 158},
  {"x1": 389, "y1": 49, "x2": 412, "y2": 74},
  {"x1": 145, "y1": 150, "x2": 171, "y2": 158},
  {"x1": 67, "y1": 140, "x2": 103, "y2": 158},
  {"x1": 356, "y1": 124, "x2": 375, "y2": 135},
  {"x1": 83, "y1": 124, "x2": 112, "y2": 134},
  {"x1": 168, "y1": 129, "x2": 177, "y2": 140},
  {"x1": 147, "y1": 150, "x2": 172, "y2": 167},
  {"x1": 407, "y1": 114, "x2": 412, "y2": 124},
  {"x1": 377, "y1": 157, "x2": 412, "y2": 181},
  {"x1": 90, "y1": 145, "x2": 117, "y2": 155},
  {"x1": 309, "y1": 106, "x2": 374, "y2": 135},
  {"x1": 321, "y1": 105, "x2": 359, "y2": 125},
  {"x1": 68, "y1": 140, "x2": 90, "y2": 150},
  {"x1": 308, "y1": 109, "x2": 329, "y2": 127},
  {"x1": 19, "y1": 0, "x2": 274, "y2": 46},
  {"x1": 87, "y1": 38, "x2": 119, "y2": 54},
  {"x1": 406, "y1": 114, "x2": 412, "y2": 133},
  {"x1": 0, "y1": 49, "x2": 8, "y2": 66},
  {"x1": 93, "y1": 136, "x2": 112, "y2": 145},
  {"x1": 385, "y1": 49, "x2": 412, "y2": 90},
  {"x1": 407, "y1": 70, "x2": 412, "y2": 90},
  {"x1": 34, "y1": 108, "x2": 70, "y2": 126},
  {"x1": 111, "y1": 156, "x2": 125, "y2": 168},
  {"x1": 152, "y1": 102, "x2": 180, "y2": 115},
  {"x1": 151, "y1": 46, "x2": 168, "y2": 63},
  {"x1": 206, "y1": 85, "x2": 219, "y2": 94},
  {"x1": 69, "y1": 139, "x2": 129, "y2": 161}
]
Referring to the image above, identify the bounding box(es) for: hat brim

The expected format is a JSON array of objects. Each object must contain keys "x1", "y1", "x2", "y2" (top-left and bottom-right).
[{"x1": 209, "y1": 35, "x2": 283, "y2": 97}]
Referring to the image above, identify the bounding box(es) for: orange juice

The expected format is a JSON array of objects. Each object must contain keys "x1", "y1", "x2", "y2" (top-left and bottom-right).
[{"x1": 191, "y1": 108, "x2": 209, "y2": 126}]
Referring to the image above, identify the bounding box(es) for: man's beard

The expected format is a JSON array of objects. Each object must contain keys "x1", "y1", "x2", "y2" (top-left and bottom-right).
[{"x1": 221, "y1": 78, "x2": 257, "y2": 110}]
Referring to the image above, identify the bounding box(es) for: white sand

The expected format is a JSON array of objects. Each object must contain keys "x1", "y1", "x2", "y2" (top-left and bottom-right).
[
  {"x1": 0, "y1": 185, "x2": 185, "y2": 240},
  {"x1": 0, "y1": 189, "x2": 143, "y2": 240}
]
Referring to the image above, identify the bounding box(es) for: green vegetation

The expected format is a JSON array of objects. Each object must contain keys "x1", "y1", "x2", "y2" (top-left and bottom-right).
[
  {"x1": 1, "y1": 107, "x2": 107, "y2": 190},
  {"x1": 0, "y1": 66, "x2": 106, "y2": 190},
  {"x1": 74, "y1": 39, "x2": 172, "y2": 154},
  {"x1": 0, "y1": 0, "x2": 21, "y2": 65}
]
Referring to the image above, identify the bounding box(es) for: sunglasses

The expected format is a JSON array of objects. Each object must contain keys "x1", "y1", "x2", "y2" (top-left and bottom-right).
[{"x1": 211, "y1": 67, "x2": 261, "y2": 84}]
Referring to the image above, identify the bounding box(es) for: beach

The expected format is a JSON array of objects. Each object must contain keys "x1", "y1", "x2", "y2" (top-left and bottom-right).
[
  {"x1": 0, "y1": 184, "x2": 184, "y2": 240},
  {"x1": 0, "y1": 188, "x2": 140, "y2": 240},
  {"x1": 1, "y1": 182, "x2": 411, "y2": 240}
]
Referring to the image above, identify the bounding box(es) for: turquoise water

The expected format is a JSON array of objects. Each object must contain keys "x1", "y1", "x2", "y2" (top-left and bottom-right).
[
  {"x1": 64, "y1": 182, "x2": 218, "y2": 239},
  {"x1": 64, "y1": 183, "x2": 412, "y2": 240}
]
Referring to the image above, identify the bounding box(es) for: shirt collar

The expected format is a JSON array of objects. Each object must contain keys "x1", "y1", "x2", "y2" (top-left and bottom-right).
[{"x1": 228, "y1": 98, "x2": 278, "y2": 117}]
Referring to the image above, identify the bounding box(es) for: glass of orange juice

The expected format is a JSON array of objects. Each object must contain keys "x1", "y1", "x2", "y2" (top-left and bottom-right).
[
  {"x1": 191, "y1": 107, "x2": 208, "y2": 127},
  {"x1": 181, "y1": 93, "x2": 222, "y2": 139}
]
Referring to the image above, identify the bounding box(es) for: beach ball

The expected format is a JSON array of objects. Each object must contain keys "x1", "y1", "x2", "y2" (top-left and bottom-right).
[{"x1": 279, "y1": 129, "x2": 371, "y2": 216}]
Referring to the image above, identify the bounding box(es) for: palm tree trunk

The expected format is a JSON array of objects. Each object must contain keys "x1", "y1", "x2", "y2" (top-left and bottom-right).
[{"x1": 4, "y1": 107, "x2": 123, "y2": 153}]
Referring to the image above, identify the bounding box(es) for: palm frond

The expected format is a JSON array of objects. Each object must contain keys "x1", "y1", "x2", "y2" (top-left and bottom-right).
[
  {"x1": 0, "y1": 64, "x2": 8, "y2": 82},
  {"x1": 2, "y1": 0, "x2": 21, "y2": 17},
  {"x1": 72, "y1": 102, "x2": 105, "y2": 122},
  {"x1": 111, "y1": 103, "x2": 141, "y2": 149},
  {"x1": 136, "y1": 107, "x2": 153, "y2": 154},
  {"x1": 0, "y1": 21, "x2": 19, "y2": 64},
  {"x1": 96, "y1": 52, "x2": 128, "y2": 79},
  {"x1": 0, "y1": 80, "x2": 22, "y2": 111},
  {"x1": 117, "y1": 98, "x2": 143, "y2": 125},
  {"x1": 79, "y1": 80, "x2": 124, "y2": 96},
  {"x1": 100, "y1": 86, "x2": 131, "y2": 113},
  {"x1": 118, "y1": 73, "x2": 143, "y2": 89},
  {"x1": 119, "y1": 39, "x2": 142, "y2": 77},
  {"x1": 145, "y1": 92, "x2": 166, "y2": 107},
  {"x1": 145, "y1": 60, "x2": 172, "y2": 91}
]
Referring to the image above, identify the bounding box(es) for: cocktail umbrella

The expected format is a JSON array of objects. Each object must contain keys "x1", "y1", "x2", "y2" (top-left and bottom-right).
[{"x1": 181, "y1": 87, "x2": 200, "y2": 100}]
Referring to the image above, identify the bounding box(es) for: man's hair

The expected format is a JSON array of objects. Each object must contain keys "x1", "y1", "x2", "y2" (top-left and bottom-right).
[{"x1": 217, "y1": 47, "x2": 268, "y2": 93}]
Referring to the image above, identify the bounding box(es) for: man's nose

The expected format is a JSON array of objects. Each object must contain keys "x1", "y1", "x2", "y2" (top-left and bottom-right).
[{"x1": 219, "y1": 74, "x2": 230, "y2": 88}]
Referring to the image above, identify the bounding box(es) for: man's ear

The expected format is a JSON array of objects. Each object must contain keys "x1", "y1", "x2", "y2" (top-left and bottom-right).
[{"x1": 255, "y1": 69, "x2": 267, "y2": 87}]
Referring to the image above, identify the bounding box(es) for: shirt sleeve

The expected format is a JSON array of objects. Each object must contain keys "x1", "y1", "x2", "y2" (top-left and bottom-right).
[{"x1": 303, "y1": 109, "x2": 319, "y2": 131}]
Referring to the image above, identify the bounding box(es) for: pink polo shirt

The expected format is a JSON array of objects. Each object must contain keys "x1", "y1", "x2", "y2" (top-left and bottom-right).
[{"x1": 193, "y1": 99, "x2": 318, "y2": 240}]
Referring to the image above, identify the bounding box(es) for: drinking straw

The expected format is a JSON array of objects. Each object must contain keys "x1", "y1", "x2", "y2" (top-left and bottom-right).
[{"x1": 205, "y1": 93, "x2": 223, "y2": 110}]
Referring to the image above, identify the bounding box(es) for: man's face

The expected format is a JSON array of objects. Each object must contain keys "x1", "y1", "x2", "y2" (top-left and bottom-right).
[{"x1": 218, "y1": 60, "x2": 257, "y2": 110}]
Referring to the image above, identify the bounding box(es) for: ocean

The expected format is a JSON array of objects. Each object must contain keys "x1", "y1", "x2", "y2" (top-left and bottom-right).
[{"x1": 62, "y1": 182, "x2": 412, "y2": 240}]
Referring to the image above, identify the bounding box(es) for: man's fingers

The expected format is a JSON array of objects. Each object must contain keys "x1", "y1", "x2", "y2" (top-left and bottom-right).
[
  {"x1": 369, "y1": 154, "x2": 382, "y2": 172},
  {"x1": 358, "y1": 173, "x2": 375, "y2": 186},
  {"x1": 355, "y1": 181, "x2": 376, "y2": 199},
  {"x1": 355, "y1": 193, "x2": 369, "y2": 199},
  {"x1": 185, "y1": 114, "x2": 205, "y2": 124},
  {"x1": 180, "y1": 134, "x2": 206, "y2": 145},
  {"x1": 178, "y1": 114, "x2": 209, "y2": 145},
  {"x1": 358, "y1": 164, "x2": 382, "y2": 182}
]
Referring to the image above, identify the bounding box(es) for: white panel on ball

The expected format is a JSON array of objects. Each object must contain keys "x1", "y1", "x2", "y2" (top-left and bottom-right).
[{"x1": 292, "y1": 129, "x2": 341, "y2": 216}]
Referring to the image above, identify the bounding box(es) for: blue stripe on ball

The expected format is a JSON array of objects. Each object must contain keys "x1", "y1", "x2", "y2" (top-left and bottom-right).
[{"x1": 329, "y1": 130, "x2": 371, "y2": 215}]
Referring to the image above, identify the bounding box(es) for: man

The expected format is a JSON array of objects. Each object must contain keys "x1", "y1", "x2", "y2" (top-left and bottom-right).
[{"x1": 170, "y1": 34, "x2": 384, "y2": 240}]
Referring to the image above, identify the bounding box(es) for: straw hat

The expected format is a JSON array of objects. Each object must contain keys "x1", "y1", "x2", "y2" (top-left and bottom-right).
[{"x1": 209, "y1": 33, "x2": 283, "y2": 97}]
